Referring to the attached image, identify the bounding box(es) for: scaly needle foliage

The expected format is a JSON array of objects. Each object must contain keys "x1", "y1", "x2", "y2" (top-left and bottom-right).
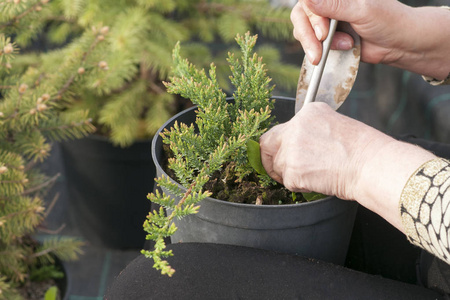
[{"x1": 142, "y1": 33, "x2": 277, "y2": 276}]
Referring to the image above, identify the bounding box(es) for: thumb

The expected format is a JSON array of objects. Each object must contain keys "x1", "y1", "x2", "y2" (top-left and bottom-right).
[{"x1": 305, "y1": 0, "x2": 362, "y2": 23}]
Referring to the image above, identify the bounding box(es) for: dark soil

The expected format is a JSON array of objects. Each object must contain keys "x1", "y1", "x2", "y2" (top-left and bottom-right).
[
  {"x1": 162, "y1": 145, "x2": 305, "y2": 205},
  {"x1": 17, "y1": 279, "x2": 61, "y2": 300},
  {"x1": 202, "y1": 167, "x2": 304, "y2": 205},
  {"x1": 13, "y1": 237, "x2": 65, "y2": 300}
]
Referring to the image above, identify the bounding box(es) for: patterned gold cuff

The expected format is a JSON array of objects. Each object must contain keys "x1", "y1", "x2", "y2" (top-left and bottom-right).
[{"x1": 400, "y1": 158, "x2": 450, "y2": 263}]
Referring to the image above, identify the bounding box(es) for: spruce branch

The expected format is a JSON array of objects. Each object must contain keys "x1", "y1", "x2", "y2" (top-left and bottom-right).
[
  {"x1": 21, "y1": 173, "x2": 59, "y2": 196},
  {"x1": 53, "y1": 74, "x2": 76, "y2": 101},
  {"x1": 39, "y1": 117, "x2": 95, "y2": 141},
  {"x1": 0, "y1": 276, "x2": 20, "y2": 299},
  {"x1": 43, "y1": 192, "x2": 58, "y2": 219},
  {"x1": 16, "y1": 0, "x2": 295, "y2": 148},
  {"x1": 0, "y1": 248, "x2": 27, "y2": 283},
  {"x1": 53, "y1": 31, "x2": 104, "y2": 101},
  {"x1": 0, "y1": 203, "x2": 44, "y2": 223},
  {"x1": 0, "y1": 2, "x2": 100, "y2": 292},
  {"x1": 30, "y1": 237, "x2": 84, "y2": 262},
  {"x1": 0, "y1": 0, "x2": 45, "y2": 30},
  {"x1": 37, "y1": 223, "x2": 66, "y2": 235}
]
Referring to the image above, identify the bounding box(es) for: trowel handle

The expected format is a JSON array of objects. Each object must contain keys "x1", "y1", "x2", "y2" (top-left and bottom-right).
[{"x1": 303, "y1": 19, "x2": 338, "y2": 105}]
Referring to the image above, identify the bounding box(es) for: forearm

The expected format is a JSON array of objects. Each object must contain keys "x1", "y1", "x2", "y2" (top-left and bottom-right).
[
  {"x1": 354, "y1": 139, "x2": 436, "y2": 233},
  {"x1": 389, "y1": 6, "x2": 450, "y2": 80}
]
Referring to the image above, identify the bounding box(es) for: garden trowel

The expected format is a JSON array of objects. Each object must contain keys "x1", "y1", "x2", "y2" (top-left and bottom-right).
[{"x1": 295, "y1": 20, "x2": 361, "y2": 113}]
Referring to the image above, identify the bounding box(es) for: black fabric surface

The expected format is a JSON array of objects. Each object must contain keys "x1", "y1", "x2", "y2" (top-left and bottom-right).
[
  {"x1": 105, "y1": 243, "x2": 445, "y2": 300},
  {"x1": 419, "y1": 251, "x2": 450, "y2": 295}
]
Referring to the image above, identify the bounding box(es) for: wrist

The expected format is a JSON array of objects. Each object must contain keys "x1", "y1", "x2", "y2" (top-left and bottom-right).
[
  {"x1": 388, "y1": 6, "x2": 450, "y2": 80},
  {"x1": 353, "y1": 138, "x2": 436, "y2": 232}
]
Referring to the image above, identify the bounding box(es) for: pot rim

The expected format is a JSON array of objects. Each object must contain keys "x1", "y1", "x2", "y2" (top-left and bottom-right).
[{"x1": 151, "y1": 96, "x2": 337, "y2": 209}]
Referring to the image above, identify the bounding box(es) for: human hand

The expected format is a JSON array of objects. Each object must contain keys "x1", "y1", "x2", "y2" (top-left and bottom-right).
[
  {"x1": 259, "y1": 102, "x2": 436, "y2": 231},
  {"x1": 293, "y1": 0, "x2": 450, "y2": 80},
  {"x1": 259, "y1": 102, "x2": 395, "y2": 200},
  {"x1": 292, "y1": 0, "x2": 412, "y2": 66}
]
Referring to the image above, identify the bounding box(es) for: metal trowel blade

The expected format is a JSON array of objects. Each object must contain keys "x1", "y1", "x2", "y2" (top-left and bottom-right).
[{"x1": 295, "y1": 22, "x2": 361, "y2": 113}]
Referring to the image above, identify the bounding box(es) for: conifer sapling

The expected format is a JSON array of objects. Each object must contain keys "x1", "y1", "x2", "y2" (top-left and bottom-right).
[{"x1": 142, "y1": 32, "x2": 323, "y2": 277}]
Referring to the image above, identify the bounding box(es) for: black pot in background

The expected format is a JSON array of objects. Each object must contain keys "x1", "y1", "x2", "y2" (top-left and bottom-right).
[
  {"x1": 60, "y1": 135, "x2": 154, "y2": 249},
  {"x1": 55, "y1": 256, "x2": 70, "y2": 300}
]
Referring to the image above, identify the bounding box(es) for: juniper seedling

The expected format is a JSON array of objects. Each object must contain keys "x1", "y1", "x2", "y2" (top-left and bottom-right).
[{"x1": 141, "y1": 32, "x2": 284, "y2": 276}]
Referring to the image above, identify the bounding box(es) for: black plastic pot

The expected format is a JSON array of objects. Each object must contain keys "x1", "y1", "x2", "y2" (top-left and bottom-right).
[
  {"x1": 152, "y1": 96, "x2": 358, "y2": 265},
  {"x1": 55, "y1": 256, "x2": 70, "y2": 300},
  {"x1": 60, "y1": 135, "x2": 154, "y2": 249}
]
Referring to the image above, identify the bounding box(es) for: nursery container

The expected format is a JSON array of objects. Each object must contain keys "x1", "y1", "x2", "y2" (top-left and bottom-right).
[
  {"x1": 60, "y1": 136, "x2": 154, "y2": 249},
  {"x1": 56, "y1": 256, "x2": 71, "y2": 300},
  {"x1": 152, "y1": 97, "x2": 358, "y2": 265}
]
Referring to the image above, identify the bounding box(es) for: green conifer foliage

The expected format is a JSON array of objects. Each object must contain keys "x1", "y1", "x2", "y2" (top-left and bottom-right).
[
  {"x1": 1, "y1": 1, "x2": 96, "y2": 297},
  {"x1": 142, "y1": 33, "x2": 277, "y2": 276},
  {"x1": 1, "y1": 0, "x2": 297, "y2": 147}
]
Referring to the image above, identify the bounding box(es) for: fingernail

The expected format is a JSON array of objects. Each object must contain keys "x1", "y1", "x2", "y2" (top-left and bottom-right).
[
  {"x1": 314, "y1": 25, "x2": 323, "y2": 41},
  {"x1": 305, "y1": 49, "x2": 316, "y2": 64},
  {"x1": 337, "y1": 40, "x2": 352, "y2": 50}
]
